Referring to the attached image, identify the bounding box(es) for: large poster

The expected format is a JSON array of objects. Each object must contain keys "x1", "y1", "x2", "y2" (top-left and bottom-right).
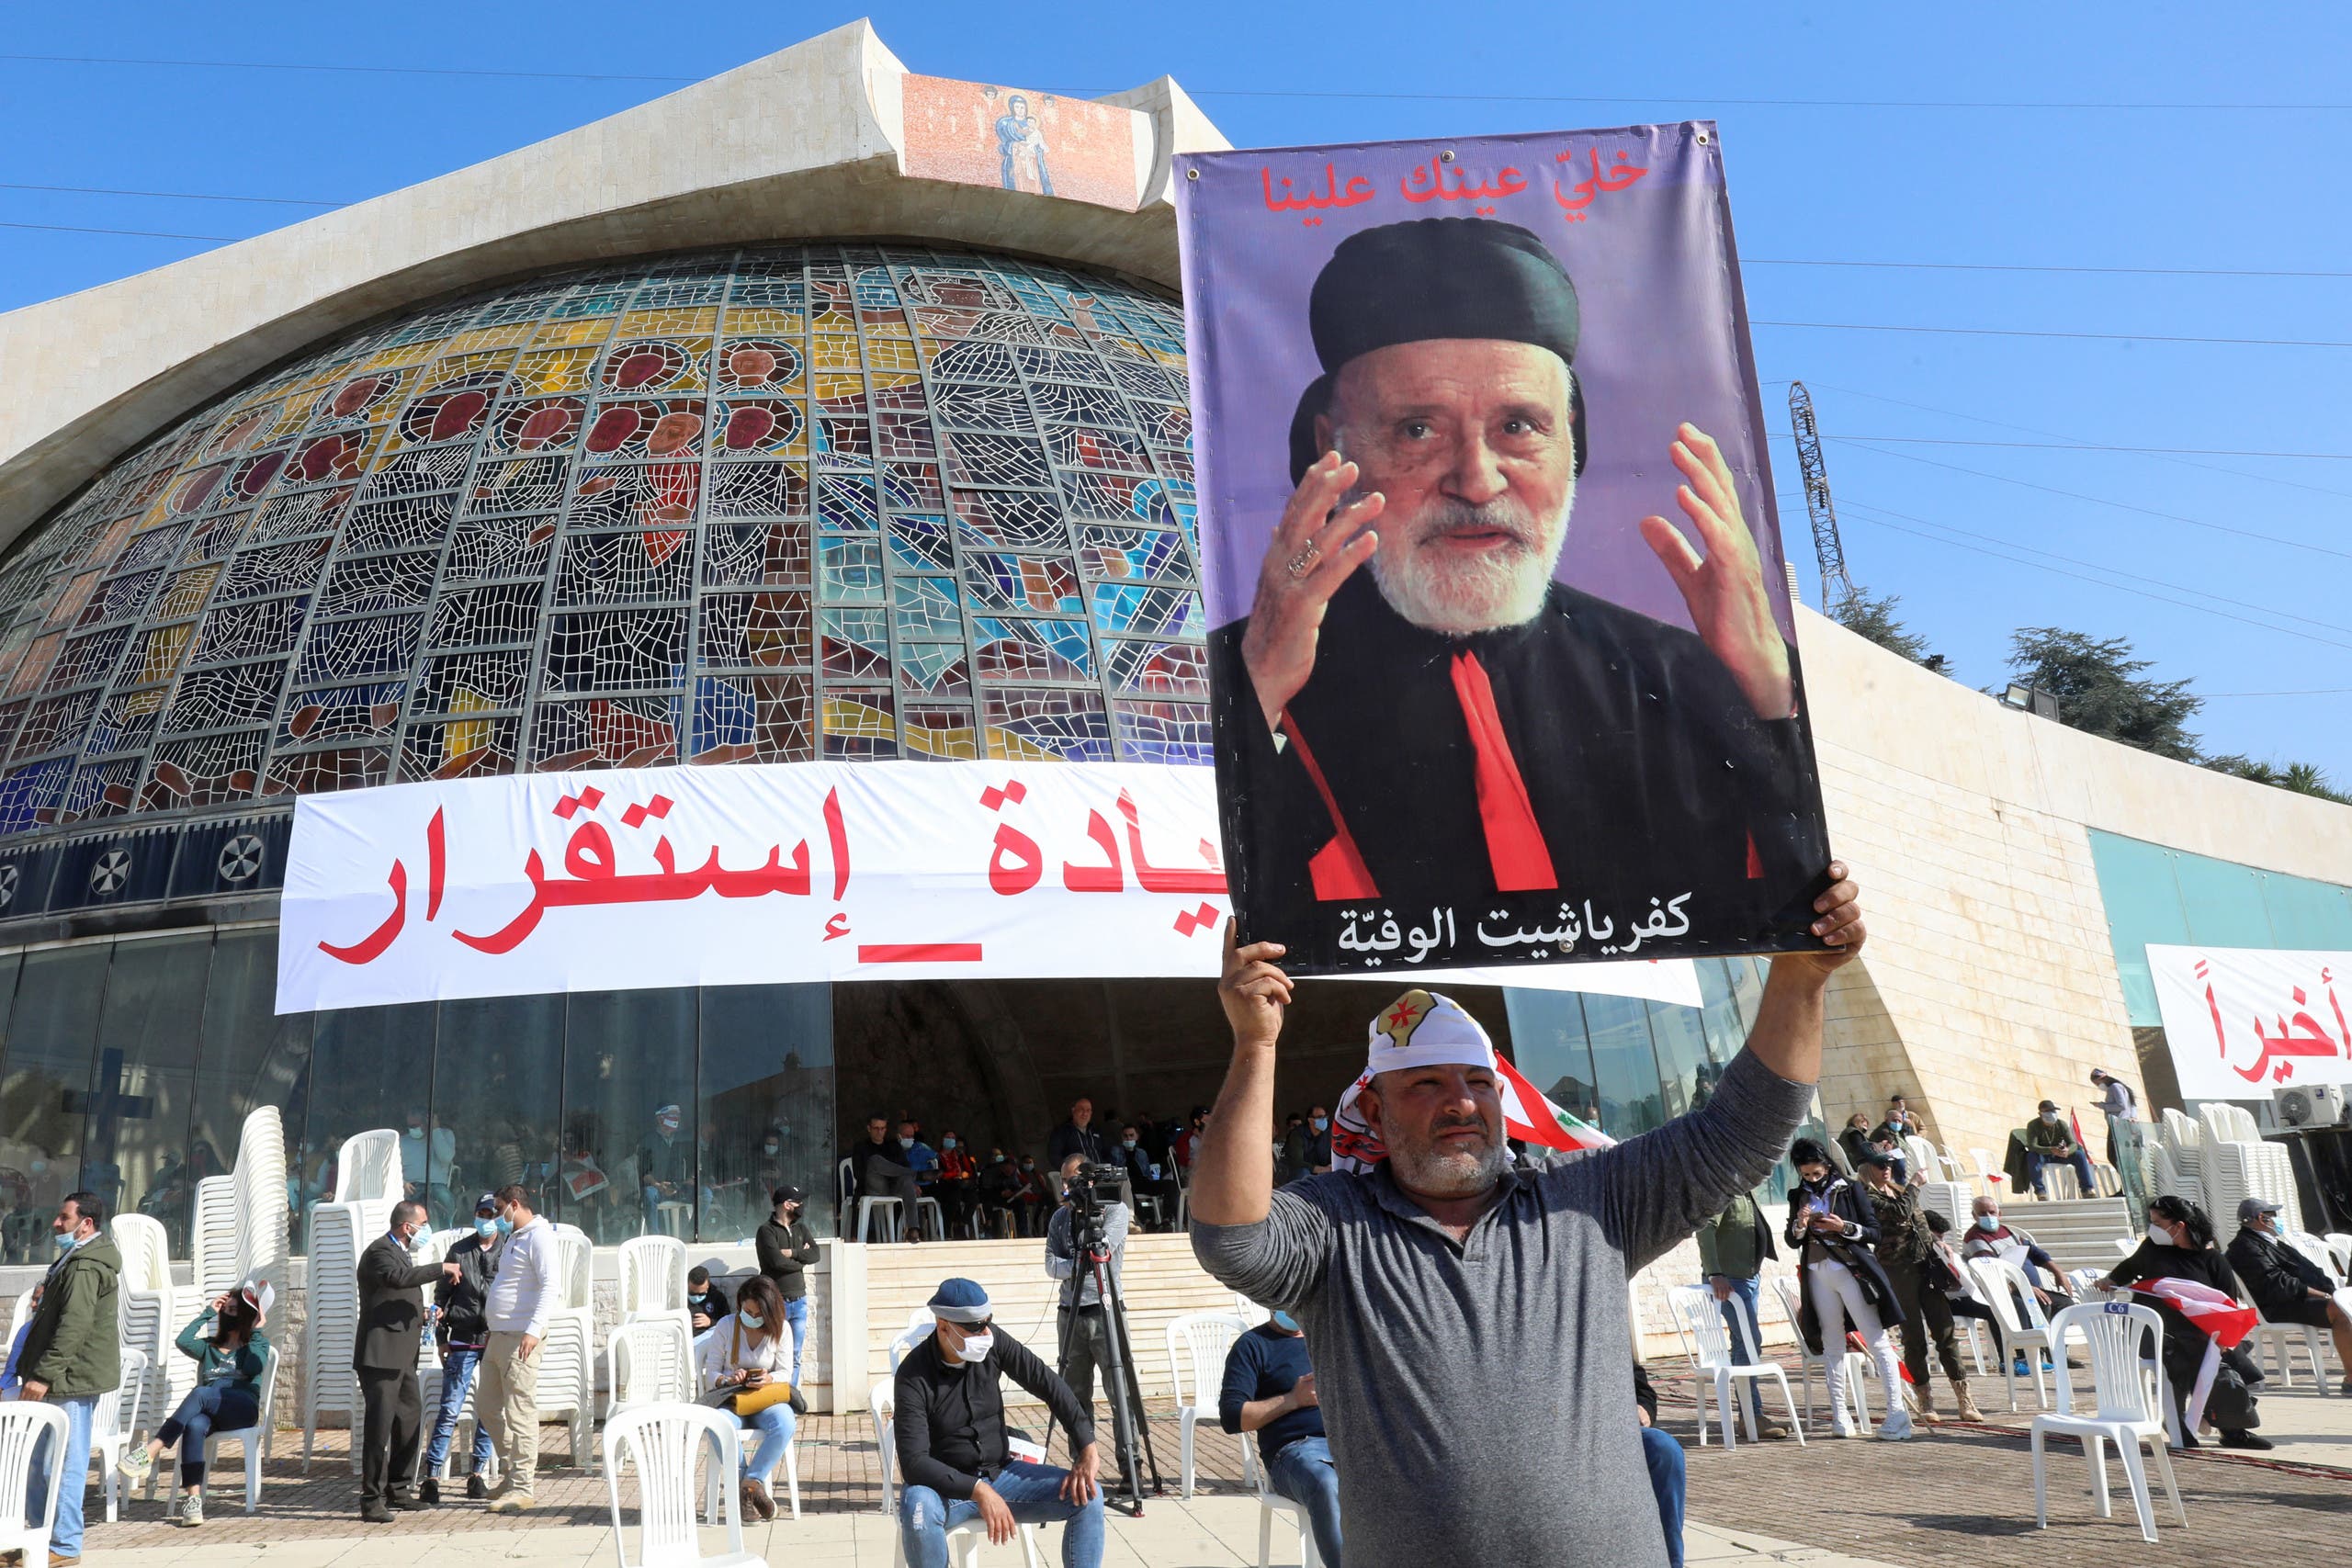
[
  {"x1": 277, "y1": 759, "x2": 1701, "y2": 1013},
  {"x1": 1175, "y1": 125, "x2": 1833, "y2": 975},
  {"x1": 2148, "y1": 944, "x2": 2352, "y2": 1101}
]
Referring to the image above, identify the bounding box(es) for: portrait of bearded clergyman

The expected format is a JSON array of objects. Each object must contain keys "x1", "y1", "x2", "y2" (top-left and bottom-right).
[{"x1": 1206, "y1": 216, "x2": 1829, "y2": 970}]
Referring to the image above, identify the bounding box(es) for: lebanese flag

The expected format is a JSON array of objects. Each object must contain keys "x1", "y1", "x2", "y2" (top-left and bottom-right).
[
  {"x1": 1495, "y1": 1053, "x2": 1614, "y2": 1154},
  {"x1": 2127, "y1": 1276, "x2": 2258, "y2": 1432},
  {"x1": 2072, "y1": 1107, "x2": 2092, "y2": 1155}
]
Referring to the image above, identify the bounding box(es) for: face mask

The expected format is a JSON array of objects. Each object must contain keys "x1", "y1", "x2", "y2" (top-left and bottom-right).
[
  {"x1": 763, "y1": 1145, "x2": 778, "y2": 1156},
  {"x1": 495, "y1": 1213, "x2": 514, "y2": 1235},
  {"x1": 1311, "y1": 1118, "x2": 1329, "y2": 1133},
  {"x1": 739, "y1": 1311, "x2": 764, "y2": 1330},
  {"x1": 2150, "y1": 1224, "x2": 2175, "y2": 1247},
  {"x1": 1975, "y1": 1215, "x2": 2000, "y2": 1232},
  {"x1": 1271, "y1": 1310, "x2": 1301, "y2": 1332},
  {"x1": 474, "y1": 1217, "x2": 499, "y2": 1238},
  {"x1": 2041, "y1": 1112, "x2": 2060, "y2": 1124},
  {"x1": 1122, "y1": 1138, "x2": 1137, "y2": 1149},
  {"x1": 1022, "y1": 1161, "x2": 1035, "y2": 1171},
  {"x1": 953, "y1": 1330, "x2": 993, "y2": 1364},
  {"x1": 51, "y1": 1231, "x2": 75, "y2": 1254},
  {"x1": 943, "y1": 1138, "x2": 956, "y2": 1150}
]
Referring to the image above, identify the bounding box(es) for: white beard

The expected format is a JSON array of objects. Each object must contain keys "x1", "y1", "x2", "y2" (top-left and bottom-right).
[{"x1": 1366, "y1": 491, "x2": 1571, "y2": 637}]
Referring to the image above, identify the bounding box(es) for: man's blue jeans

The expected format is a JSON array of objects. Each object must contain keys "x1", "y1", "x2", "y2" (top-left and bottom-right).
[
  {"x1": 1267, "y1": 1435, "x2": 1344, "y2": 1566},
  {"x1": 2027, "y1": 1148, "x2": 2098, "y2": 1200},
  {"x1": 1640, "y1": 1425, "x2": 1686, "y2": 1568},
  {"x1": 424, "y1": 1346, "x2": 495, "y2": 1478},
  {"x1": 783, "y1": 1297, "x2": 808, "y2": 1387},
  {"x1": 27, "y1": 1393, "x2": 96, "y2": 1557},
  {"x1": 1708, "y1": 1274, "x2": 1767, "y2": 1426},
  {"x1": 899, "y1": 1461, "x2": 1103, "y2": 1568}
]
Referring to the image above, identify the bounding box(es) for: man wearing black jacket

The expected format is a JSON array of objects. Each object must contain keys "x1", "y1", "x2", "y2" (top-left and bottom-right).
[
  {"x1": 2226, "y1": 1198, "x2": 2352, "y2": 1393},
  {"x1": 356, "y1": 1201, "x2": 459, "y2": 1521},
  {"x1": 755, "y1": 1186, "x2": 819, "y2": 1384},
  {"x1": 421, "y1": 1193, "x2": 502, "y2": 1503},
  {"x1": 894, "y1": 1278, "x2": 1103, "y2": 1568}
]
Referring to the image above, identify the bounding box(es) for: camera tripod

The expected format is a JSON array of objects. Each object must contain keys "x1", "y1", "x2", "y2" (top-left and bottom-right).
[{"x1": 1046, "y1": 1206, "x2": 1163, "y2": 1517}]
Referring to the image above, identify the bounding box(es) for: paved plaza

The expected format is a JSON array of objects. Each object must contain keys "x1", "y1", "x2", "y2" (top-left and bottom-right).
[{"x1": 78, "y1": 1350, "x2": 2352, "y2": 1568}]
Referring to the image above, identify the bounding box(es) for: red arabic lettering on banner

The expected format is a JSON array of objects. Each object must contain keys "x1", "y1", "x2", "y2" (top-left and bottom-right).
[
  {"x1": 2146, "y1": 943, "x2": 2352, "y2": 1101},
  {"x1": 277, "y1": 761, "x2": 1705, "y2": 1015},
  {"x1": 1256, "y1": 144, "x2": 1647, "y2": 226}
]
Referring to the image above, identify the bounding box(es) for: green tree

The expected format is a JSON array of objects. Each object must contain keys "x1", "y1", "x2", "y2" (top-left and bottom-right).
[
  {"x1": 2005, "y1": 627, "x2": 2202, "y2": 761},
  {"x1": 2203, "y1": 754, "x2": 2351, "y2": 806},
  {"x1": 1834, "y1": 588, "x2": 1951, "y2": 673}
]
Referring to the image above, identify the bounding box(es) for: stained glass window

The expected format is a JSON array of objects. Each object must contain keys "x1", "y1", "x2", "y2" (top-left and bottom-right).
[{"x1": 0, "y1": 244, "x2": 1204, "y2": 838}]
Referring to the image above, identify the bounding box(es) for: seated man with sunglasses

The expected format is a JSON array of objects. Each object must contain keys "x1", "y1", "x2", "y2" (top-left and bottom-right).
[{"x1": 893, "y1": 1278, "x2": 1106, "y2": 1568}]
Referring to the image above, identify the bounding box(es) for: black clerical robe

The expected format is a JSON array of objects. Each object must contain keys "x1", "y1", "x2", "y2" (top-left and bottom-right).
[{"x1": 1208, "y1": 570, "x2": 1829, "y2": 973}]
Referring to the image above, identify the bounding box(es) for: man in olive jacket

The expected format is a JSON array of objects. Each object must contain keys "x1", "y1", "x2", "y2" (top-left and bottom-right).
[
  {"x1": 18, "y1": 1190, "x2": 121, "y2": 1562},
  {"x1": 1694, "y1": 1190, "x2": 1784, "y2": 1438}
]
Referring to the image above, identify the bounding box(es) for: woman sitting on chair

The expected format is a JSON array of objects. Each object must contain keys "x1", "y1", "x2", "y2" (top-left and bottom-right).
[
  {"x1": 706, "y1": 1274, "x2": 801, "y2": 1521},
  {"x1": 117, "y1": 1279, "x2": 273, "y2": 1527},
  {"x1": 2095, "y1": 1195, "x2": 2269, "y2": 1450}
]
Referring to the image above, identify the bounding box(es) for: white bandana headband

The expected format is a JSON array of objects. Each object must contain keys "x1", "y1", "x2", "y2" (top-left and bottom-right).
[{"x1": 1329, "y1": 989, "x2": 1610, "y2": 1174}]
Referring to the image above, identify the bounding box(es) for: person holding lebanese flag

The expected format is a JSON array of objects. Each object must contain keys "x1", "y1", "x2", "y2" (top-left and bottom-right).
[{"x1": 2095, "y1": 1194, "x2": 2270, "y2": 1450}]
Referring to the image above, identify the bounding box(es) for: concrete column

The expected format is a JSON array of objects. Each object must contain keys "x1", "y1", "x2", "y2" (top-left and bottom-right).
[{"x1": 826, "y1": 1236, "x2": 870, "y2": 1412}]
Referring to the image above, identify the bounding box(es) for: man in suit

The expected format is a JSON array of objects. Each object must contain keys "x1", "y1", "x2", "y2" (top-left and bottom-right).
[
  {"x1": 1209, "y1": 217, "x2": 1826, "y2": 972},
  {"x1": 356, "y1": 1200, "x2": 460, "y2": 1522}
]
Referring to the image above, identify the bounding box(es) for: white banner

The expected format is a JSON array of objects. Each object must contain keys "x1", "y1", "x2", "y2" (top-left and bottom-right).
[
  {"x1": 2147, "y1": 943, "x2": 2352, "y2": 1101},
  {"x1": 277, "y1": 761, "x2": 1700, "y2": 1013}
]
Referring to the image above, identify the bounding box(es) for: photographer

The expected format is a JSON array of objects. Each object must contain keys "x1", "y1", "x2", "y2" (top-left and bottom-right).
[{"x1": 1045, "y1": 1154, "x2": 1139, "y2": 1490}]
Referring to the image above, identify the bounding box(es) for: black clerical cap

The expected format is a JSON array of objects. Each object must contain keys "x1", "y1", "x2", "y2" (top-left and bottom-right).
[{"x1": 1288, "y1": 217, "x2": 1587, "y2": 482}]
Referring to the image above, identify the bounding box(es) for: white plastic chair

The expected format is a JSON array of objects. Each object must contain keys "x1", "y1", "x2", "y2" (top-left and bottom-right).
[
  {"x1": 839, "y1": 1157, "x2": 904, "y2": 1244},
  {"x1": 1769, "y1": 1277, "x2": 1871, "y2": 1434},
  {"x1": 888, "y1": 1315, "x2": 936, "y2": 1373},
  {"x1": 1969, "y1": 1149, "x2": 2007, "y2": 1194},
  {"x1": 1668, "y1": 1285, "x2": 1805, "y2": 1450},
  {"x1": 1968, "y1": 1257, "x2": 2054, "y2": 1412},
  {"x1": 607, "y1": 1319, "x2": 697, "y2": 1422},
  {"x1": 2243, "y1": 1247, "x2": 2336, "y2": 1393},
  {"x1": 619, "y1": 1235, "x2": 691, "y2": 1322},
  {"x1": 2285, "y1": 1230, "x2": 2346, "y2": 1287},
  {"x1": 0, "y1": 1402, "x2": 68, "y2": 1564},
  {"x1": 156, "y1": 1344, "x2": 277, "y2": 1516},
  {"x1": 93, "y1": 1347, "x2": 149, "y2": 1523},
  {"x1": 2031, "y1": 1303, "x2": 2186, "y2": 1544},
  {"x1": 872, "y1": 1380, "x2": 1042, "y2": 1568},
  {"x1": 1254, "y1": 1461, "x2": 1322, "y2": 1568},
  {"x1": 1166, "y1": 1312, "x2": 1253, "y2": 1496},
  {"x1": 602, "y1": 1404, "x2": 763, "y2": 1568},
  {"x1": 2324, "y1": 1234, "x2": 2352, "y2": 1282}
]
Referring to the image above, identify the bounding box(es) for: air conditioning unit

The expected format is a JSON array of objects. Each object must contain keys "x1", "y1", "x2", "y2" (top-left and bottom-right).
[{"x1": 2274, "y1": 1082, "x2": 2347, "y2": 1129}]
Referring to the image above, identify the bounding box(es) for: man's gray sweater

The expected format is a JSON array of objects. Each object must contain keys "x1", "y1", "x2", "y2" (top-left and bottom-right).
[{"x1": 1191, "y1": 1047, "x2": 1811, "y2": 1568}]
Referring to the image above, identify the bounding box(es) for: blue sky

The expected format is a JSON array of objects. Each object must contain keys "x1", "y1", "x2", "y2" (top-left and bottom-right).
[{"x1": 6, "y1": 3, "x2": 2348, "y2": 780}]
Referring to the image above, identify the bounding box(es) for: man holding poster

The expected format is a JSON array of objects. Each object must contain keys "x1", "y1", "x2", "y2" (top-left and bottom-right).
[{"x1": 1178, "y1": 128, "x2": 1831, "y2": 975}]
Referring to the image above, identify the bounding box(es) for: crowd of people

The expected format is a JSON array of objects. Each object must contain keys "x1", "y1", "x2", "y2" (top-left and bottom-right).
[{"x1": 843, "y1": 1099, "x2": 1241, "y2": 1244}]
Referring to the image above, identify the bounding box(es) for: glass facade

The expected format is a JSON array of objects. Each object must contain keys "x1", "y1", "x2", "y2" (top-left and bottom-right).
[
  {"x1": 0, "y1": 929, "x2": 832, "y2": 1257},
  {"x1": 1504, "y1": 955, "x2": 1818, "y2": 1202}
]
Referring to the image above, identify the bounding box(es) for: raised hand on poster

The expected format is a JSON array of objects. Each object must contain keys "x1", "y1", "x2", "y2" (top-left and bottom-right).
[
  {"x1": 1237, "y1": 452, "x2": 1385, "y2": 731},
  {"x1": 1636, "y1": 423, "x2": 1794, "y2": 722}
]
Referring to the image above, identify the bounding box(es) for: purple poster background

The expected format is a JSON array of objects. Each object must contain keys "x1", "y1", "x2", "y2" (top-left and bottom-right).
[{"x1": 1175, "y1": 122, "x2": 1792, "y2": 645}]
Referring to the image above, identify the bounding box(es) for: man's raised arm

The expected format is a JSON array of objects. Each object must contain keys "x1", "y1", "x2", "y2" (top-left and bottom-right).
[
  {"x1": 1740, "y1": 860, "x2": 1867, "y2": 1085},
  {"x1": 1190, "y1": 923, "x2": 1295, "y2": 1227}
]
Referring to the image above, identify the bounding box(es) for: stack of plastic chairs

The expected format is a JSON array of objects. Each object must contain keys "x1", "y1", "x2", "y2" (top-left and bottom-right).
[
  {"x1": 2155, "y1": 1111, "x2": 2206, "y2": 1211},
  {"x1": 108, "y1": 1213, "x2": 183, "y2": 1433},
  {"x1": 532, "y1": 1223, "x2": 595, "y2": 1469},
  {"x1": 227, "y1": 1107, "x2": 289, "y2": 1295},
  {"x1": 190, "y1": 1177, "x2": 240, "y2": 1301},
  {"x1": 2202, "y1": 1139, "x2": 2302, "y2": 1234},
  {"x1": 300, "y1": 1129, "x2": 401, "y2": 1474},
  {"x1": 1917, "y1": 1180, "x2": 1974, "y2": 1234},
  {"x1": 618, "y1": 1235, "x2": 691, "y2": 1328},
  {"x1": 2199, "y1": 1102, "x2": 2261, "y2": 1145}
]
